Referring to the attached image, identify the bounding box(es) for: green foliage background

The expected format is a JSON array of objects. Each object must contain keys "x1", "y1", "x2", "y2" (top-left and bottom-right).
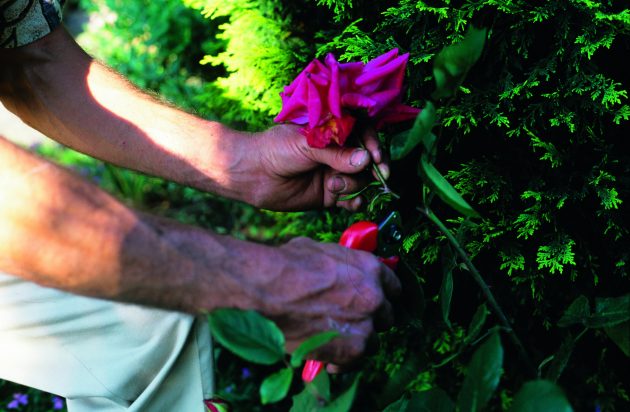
[{"x1": 3, "y1": 0, "x2": 628, "y2": 411}]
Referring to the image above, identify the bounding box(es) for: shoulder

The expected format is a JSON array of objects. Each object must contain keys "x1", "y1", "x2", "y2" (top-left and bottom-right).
[{"x1": 1, "y1": 0, "x2": 65, "y2": 48}]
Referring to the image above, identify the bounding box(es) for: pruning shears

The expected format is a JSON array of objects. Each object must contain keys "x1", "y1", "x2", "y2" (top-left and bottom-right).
[{"x1": 302, "y1": 211, "x2": 404, "y2": 382}]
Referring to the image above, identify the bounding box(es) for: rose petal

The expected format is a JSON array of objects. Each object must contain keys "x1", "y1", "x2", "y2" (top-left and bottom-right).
[
  {"x1": 275, "y1": 74, "x2": 310, "y2": 123},
  {"x1": 307, "y1": 78, "x2": 324, "y2": 127},
  {"x1": 341, "y1": 92, "x2": 377, "y2": 111},
  {"x1": 364, "y1": 48, "x2": 399, "y2": 71},
  {"x1": 325, "y1": 53, "x2": 342, "y2": 118},
  {"x1": 365, "y1": 88, "x2": 401, "y2": 116},
  {"x1": 376, "y1": 103, "x2": 420, "y2": 129},
  {"x1": 355, "y1": 53, "x2": 409, "y2": 88}
]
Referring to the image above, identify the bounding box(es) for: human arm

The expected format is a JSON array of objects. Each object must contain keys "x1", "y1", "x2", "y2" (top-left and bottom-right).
[
  {"x1": 0, "y1": 25, "x2": 387, "y2": 211},
  {"x1": 0, "y1": 136, "x2": 399, "y2": 362}
]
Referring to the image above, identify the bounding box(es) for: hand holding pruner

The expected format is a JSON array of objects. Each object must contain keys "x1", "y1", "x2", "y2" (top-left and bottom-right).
[{"x1": 302, "y1": 211, "x2": 403, "y2": 382}]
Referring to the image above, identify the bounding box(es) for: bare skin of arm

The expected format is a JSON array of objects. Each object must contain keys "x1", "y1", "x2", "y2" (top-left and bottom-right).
[
  {"x1": 0, "y1": 26, "x2": 388, "y2": 211},
  {"x1": 0, "y1": 137, "x2": 399, "y2": 361},
  {"x1": 0, "y1": 26, "x2": 399, "y2": 364}
]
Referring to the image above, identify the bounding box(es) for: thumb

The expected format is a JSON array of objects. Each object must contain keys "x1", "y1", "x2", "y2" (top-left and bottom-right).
[{"x1": 306, "y1": 146, "x2": 371, "y2": 174}]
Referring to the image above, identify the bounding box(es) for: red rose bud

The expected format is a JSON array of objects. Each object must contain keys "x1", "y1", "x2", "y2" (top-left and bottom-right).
[
  {"x1": 204, "y1": 398, "x2": 231, "y2": 412},
  {"x1": 302, "y1": 359, "x2": 325, "y2": 383}
]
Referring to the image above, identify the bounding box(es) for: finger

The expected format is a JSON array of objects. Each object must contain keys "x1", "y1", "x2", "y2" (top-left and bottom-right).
[
  {"x1": 304, "y1": 144, "x2": 371, "y2": 174},
  {"x1": 372, "y1": 162, "x2": 390, "y2": 181},
  {"x1": 326, "y1": 363, "x2": 344, "y2": 374},
  {"x1": 335, "y1": 196, "x2": 363, "y2": 211},
  {"x1": 313, "y1": 319, "x2": 372, "y2": 365},
  {"x1": 325, "y1": 173, "x2": 369, "y2": 195},
  {"x1": 362, "y1": 128, "x2": 382, "y2": 164},
  {"x1": 380, "y1": 264, "x2": 402, "y2": 298},
  {"x1": 374, "y1": 298, "x2": 395, "y2": 331},
  {"x1": 324, "y1": 333, "x2": 378, "y2": 373}
]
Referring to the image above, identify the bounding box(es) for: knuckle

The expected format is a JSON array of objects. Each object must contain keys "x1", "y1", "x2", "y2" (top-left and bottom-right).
[{"x1": 364, "y1": 286, "x2": 385, "y2": 312}]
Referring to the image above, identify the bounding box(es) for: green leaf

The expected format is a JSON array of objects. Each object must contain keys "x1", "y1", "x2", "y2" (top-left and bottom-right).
[
  {"x1": 290, "y1": 387, "x2": 322, "y2": 412},
  {"x1": 419, "y1": 154, "x2": 479, "y2": 217},
  {"x1": 207, "y1": 309, "x2": 285, "y2": 365},
  {"x1": 558, "y1": 295, "x2": 630, "y2": 329},
  {"x1": 509, "y1": 380, "x2": 573, "y2": 412},
  {"x1": 384, "y1": 389, "x2": 455, "y2": 412},
  {"x1": 588, "y1": 294, "x2": 630, "y2": 328},
  {"x1": 440, "y1": 247, "x2": 455, "y2": 328},
  {"x1": 376, "y1": 352, "x2": 428, "y2": 409},
  {"x1": 260, "y1": 367, "x2": 294, "y2": 404},
  {"x1": 432, "y1": 27, "x2": 487, "y2": 100},
  {"x1": 465, "y1": 304, "x2": 489, "y2": 344},
  {"x1": 558, "y1": 296, "x2": 590, "y2": 327},
  {"x1": 290, "y1": 331, "x2": 340, "y2": 368},
  {"x1": 458, "y1": 332, "x2": 503, "y2": 412},
  {"x1": 390, "y1": 102, "x2": 436, "y2": 160},
  {"x1": 604, "y1": 320, "x2": 630, "y2": 357},
  {"x1": 321, "y1": 375, "x2": 360, "y2": 412},
  {"x1": 307, "y1": 370, "x2": 331, "y2": 403},
  {"x1": 544, "y1": 333, "x2": 579, "y2": 382}
]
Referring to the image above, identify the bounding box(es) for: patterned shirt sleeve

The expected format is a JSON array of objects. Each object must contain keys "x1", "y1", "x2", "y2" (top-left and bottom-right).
[{"x1": 1, "y1": 0, "x2": 65, "y2": 48}]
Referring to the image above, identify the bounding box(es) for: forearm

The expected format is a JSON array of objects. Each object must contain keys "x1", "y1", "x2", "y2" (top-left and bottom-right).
[
  {"x1": 0, "y1": 137, "x2": 266, "y2": 313},
  {"x1": 0, "y1": 26, "x2": 258, "y2": 204}
]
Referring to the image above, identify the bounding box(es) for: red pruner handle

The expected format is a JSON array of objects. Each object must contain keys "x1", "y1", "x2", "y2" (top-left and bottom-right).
[
  {"x1": 379, "y1": 255, "x2": 400, "y2": 270},
  {"x1": 302, "y1": 221, "x2": 382, "y2": 383}
]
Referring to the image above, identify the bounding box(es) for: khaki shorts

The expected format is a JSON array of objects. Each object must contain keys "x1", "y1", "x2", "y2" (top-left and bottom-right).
[{"x1": 0, "y1": 272, "x2": 214, "y2": 411}]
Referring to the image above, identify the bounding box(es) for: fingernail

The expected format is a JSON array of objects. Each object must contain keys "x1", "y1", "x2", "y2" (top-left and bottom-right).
[
  {"x1": 350, "y1": 149, "x2": 368, "y2": 167},
  {"x1": 329, "y1": 175, "x2": 346, "y2": 193},
  {"x1": 378, "y1": 163, "x2": 390, "y2": 180}
]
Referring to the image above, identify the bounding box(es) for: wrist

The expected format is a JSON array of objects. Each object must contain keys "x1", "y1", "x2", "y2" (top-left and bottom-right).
[{"x1": 193, "y1": 121, "x2": 263, "y2": 205}]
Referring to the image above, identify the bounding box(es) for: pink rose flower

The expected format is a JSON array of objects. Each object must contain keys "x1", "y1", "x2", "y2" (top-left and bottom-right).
[{"x1": 275, "y1": 49, "x2": 419, "y2": 148}]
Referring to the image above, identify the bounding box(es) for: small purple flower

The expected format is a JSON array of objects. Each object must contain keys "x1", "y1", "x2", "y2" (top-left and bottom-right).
[
  {"x1": 7, "y1": 393, "x2": 28, "y2": 409},
  {"x1": 241, "y1": 367, "x2": 251, "y2": 379},
  {"x1": 52, "y1": 396, "x2": 65, "y2": 410}
]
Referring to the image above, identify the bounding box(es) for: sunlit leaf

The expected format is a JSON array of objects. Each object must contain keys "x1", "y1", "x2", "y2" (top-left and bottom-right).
[{"x1": 208, "y1": 309, "x2": 285, "y2": 365}]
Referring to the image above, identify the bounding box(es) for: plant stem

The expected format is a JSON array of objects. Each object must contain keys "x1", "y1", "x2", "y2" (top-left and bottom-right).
[
  {"x1": 421, "y1": 207, "x2": 537, "y2": 377},
  {"x1": 359, "y1": 141, "x2": 400, "y2": 199}
]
